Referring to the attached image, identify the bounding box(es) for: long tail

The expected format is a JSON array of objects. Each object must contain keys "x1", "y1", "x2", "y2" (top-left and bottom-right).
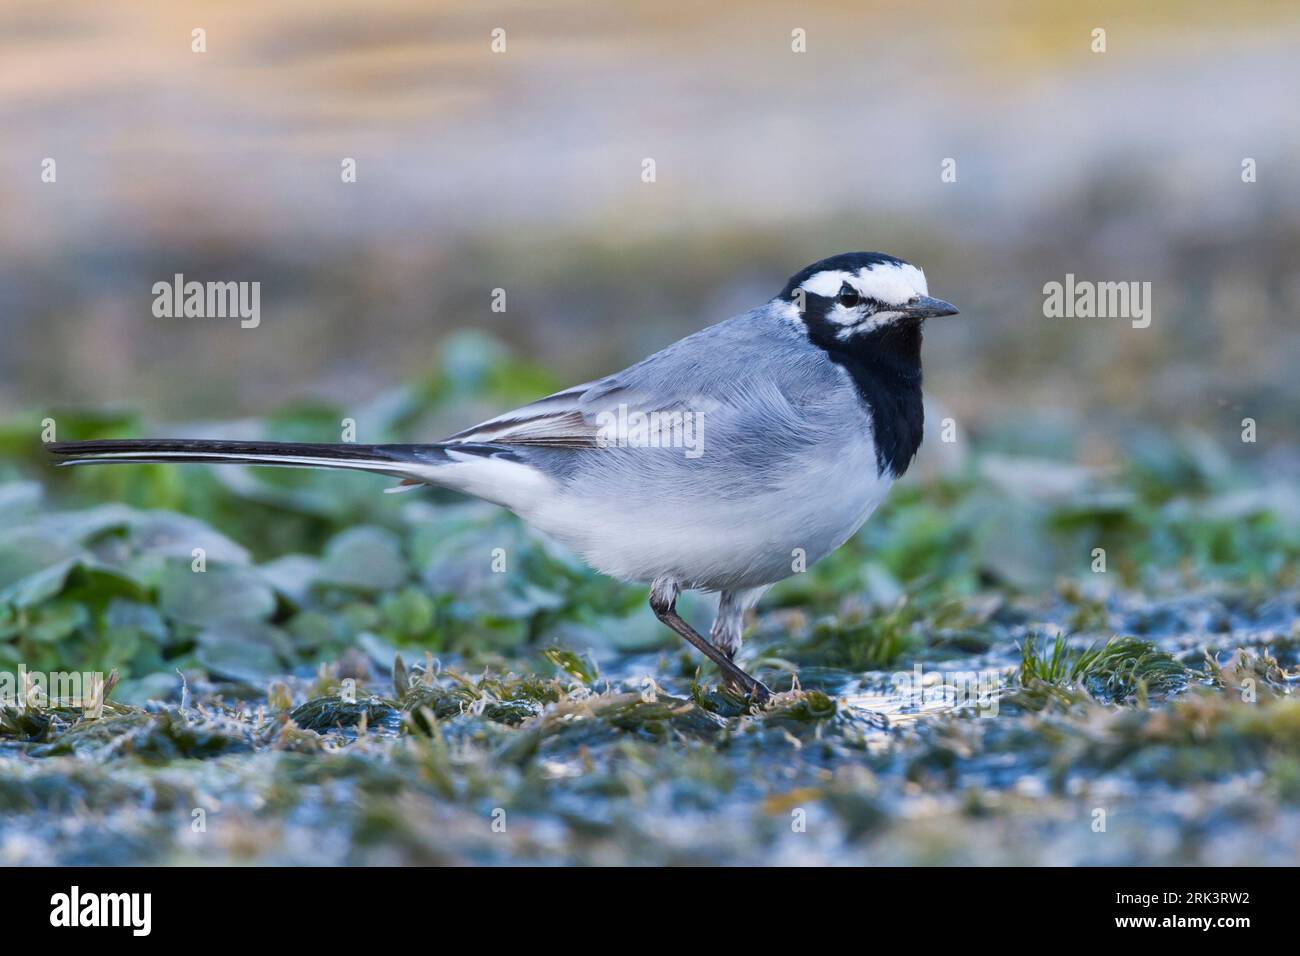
[{"x1": 45, "y1": 438, "x2": 508, "y2": 481}]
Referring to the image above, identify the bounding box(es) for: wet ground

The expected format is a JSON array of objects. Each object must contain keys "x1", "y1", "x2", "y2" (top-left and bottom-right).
[{"x1": 2, "y1": 587, "x2": 1297, "y2": 865}]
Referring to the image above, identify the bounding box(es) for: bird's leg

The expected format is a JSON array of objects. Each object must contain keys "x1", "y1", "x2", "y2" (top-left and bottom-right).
[
  {"x1": 650, "y1": 578, "x2": 772, "y2": 704},
  {"x1": 710, "y1": 586, "x2": 771, "y2": 660}
]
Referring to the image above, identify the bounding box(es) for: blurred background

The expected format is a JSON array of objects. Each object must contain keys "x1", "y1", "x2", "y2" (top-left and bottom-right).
[
  {"x1": 3, "y1": 0, "x2": 1300, "y2": 869},
  {"x1": 2, "y1": 0, "x2": 1298, "y2": 458}
]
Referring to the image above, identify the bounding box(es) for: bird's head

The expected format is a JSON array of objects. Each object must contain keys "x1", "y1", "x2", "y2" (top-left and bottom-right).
[{"x1": 779, "y1": 252, "x2": 958, "y2": 345}]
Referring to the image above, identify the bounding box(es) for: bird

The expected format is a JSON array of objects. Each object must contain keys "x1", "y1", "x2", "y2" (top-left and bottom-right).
[{"x1": 49, "y1": 252, "x2": 958, "y2": 704}]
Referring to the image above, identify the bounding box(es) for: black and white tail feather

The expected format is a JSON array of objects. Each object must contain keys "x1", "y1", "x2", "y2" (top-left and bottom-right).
[
  {"x1": 45, "y1": 438, "x2": 522, "y2": 492},
  {"x1": 45, "y1": 375, "x2": 617, "y2": 480},
  {"x1": 43, "y1": 377, "x2": 606, "y2": 507}
]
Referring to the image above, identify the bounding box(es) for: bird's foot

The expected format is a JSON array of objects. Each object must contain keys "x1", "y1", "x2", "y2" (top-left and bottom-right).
[
  {"x1": 723, "y1": 666, "x2": 773, "y2": 705},
  {"x1": 651, "y1": 580, "x2": 772, "y2": 707}
]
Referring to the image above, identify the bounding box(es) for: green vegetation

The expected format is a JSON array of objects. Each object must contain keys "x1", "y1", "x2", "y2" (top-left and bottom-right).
[
  {"x1": 0, "y1": 338, "x2": 1297, "y2": 864},
  {"x1": 1017, "y1": 635, "x2": 1192, "y2": 703}
]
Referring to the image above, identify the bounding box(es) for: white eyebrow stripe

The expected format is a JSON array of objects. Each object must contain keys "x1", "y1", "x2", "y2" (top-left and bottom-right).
[
  {"x1": 852, "y1": 262, "x2": 929, "y2": 306},
  {"x1": 798, "y1": 261, "x2": 929, "y2": 305},
  {"x1": 798, "y1": 269, "x2": 855, "y2": 297}
]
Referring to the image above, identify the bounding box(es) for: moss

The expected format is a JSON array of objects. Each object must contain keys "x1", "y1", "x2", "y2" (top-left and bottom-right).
[
  {"x1": 1017, "y1": 634, "x2": 1192, "y2": 704},
  {"x1": 289, "y1": 695, "x2": 402, "y2": 734},
  {"x1": 775, "y1": 601, "x2": 919, "y2": 670}
]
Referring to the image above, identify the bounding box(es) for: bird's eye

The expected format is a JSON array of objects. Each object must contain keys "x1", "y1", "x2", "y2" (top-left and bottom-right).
[{"x1": 836, "y1": 283, "x2": 861, "y2": 308}]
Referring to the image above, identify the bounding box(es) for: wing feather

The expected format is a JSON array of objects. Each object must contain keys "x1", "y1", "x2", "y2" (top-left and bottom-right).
[
  {"x1": 442, "y1": 380, "x2": 718, "y2": 450},
  {"x1": 441, "y1": 306, "x2": 829, "y2": 451}
]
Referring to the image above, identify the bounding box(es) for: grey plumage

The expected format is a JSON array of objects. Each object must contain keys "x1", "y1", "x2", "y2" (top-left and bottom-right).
[{"x1": 48, "y1": 252, "x2": 959, "y2": 702}]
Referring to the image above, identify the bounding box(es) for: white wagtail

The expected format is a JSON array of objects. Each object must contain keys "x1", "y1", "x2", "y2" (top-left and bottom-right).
[{"x1": 50, "y1": 252, "x2": 958, "y2": 702}]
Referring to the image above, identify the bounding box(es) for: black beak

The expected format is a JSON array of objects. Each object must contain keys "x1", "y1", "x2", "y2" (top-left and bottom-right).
[{"x1": 903, "y1": 295, "x2": 959, "y2": 319}]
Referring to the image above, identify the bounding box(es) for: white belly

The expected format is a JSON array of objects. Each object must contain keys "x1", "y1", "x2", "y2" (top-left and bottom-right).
[{"x1": 522, "y1": 436, "x2": 893, "y2": 591}]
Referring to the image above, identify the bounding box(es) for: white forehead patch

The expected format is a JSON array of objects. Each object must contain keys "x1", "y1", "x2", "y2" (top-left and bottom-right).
[{"x1": 799, "y1": 261, "x2": 928, "y2": 306}]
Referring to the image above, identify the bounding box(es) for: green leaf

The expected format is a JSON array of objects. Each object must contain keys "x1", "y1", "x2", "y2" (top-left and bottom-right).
[
  {"x1": 194, "y1": 621, "x2": 290, "y2": 685},
  {"x1": 259, "y1": 554, "x2": 321, "y2": 606},
  {"x1": 0, "y1": 557, "x2": 81, "y2": 608},
  {"x1": 157, "y1": 560, "x2": 277, "y2": 627},
  {"x1": 316, "y1": 526, "x2": 408, "y2": 593},
  {"x1": 25, "y1": 602, "x2": 90, "y2": 643}
]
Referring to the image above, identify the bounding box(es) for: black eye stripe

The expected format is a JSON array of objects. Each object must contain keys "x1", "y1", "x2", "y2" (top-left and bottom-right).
[{"x1": 832, "y1": 283, "x2": 890, "y2": 313}]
